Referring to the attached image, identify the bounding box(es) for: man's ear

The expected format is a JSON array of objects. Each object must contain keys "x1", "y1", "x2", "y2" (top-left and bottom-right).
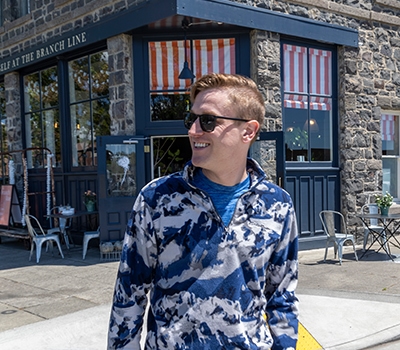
[{"x1": 242, "y1": 120, "x2": 260, "y2": 144}]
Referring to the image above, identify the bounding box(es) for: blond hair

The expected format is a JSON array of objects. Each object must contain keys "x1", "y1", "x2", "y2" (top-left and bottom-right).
[{"x1": 190, "y1": 73, "x2": 265, "y2": 128}]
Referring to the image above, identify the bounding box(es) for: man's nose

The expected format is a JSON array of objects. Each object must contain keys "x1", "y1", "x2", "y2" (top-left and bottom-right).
[{"x1": 188, "y1": 118, "x2": 203, "y2": 135}]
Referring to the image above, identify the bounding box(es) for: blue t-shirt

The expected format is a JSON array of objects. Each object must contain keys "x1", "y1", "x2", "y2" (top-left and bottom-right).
[{"x1": 193, "y1": 169, "x2": 250, "y2": 226}]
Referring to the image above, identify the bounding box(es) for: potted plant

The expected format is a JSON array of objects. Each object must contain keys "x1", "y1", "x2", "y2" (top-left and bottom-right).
[
  {"x1": 83, "y1": 190, "x2": 97, "y2": 212},
  {"x1": 375, "y1": 192, "x2": 393, "y2": 216}
]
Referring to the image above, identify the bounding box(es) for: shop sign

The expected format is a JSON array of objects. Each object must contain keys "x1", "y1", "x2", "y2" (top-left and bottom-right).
[{"x1": 0, "y1": 31, "x2": 87, "y2": 74}]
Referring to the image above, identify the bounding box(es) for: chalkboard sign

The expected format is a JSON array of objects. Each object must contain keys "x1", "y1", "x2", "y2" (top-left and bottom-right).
[
  {"x1": 0, "y1": 185, "x2": 13, "y2": 227},
  {"x1": 0, "y1": 185, "x2": 22, "y2": 227}
]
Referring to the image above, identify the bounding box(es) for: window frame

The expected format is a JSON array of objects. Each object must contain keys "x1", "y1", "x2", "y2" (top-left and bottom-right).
[
  {"x1": 382, "y1": 111, "x2": 400, "y2": 200},
  {"x1": 281, "y1": 39, "x2": 338, "y2": 168}
]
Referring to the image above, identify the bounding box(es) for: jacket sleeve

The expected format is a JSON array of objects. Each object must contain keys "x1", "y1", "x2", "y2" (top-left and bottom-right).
[
  {"x1": 107, "y1": 193, "x2": 158, "y2": 349},
  {"x1": 265, "y1": 201, "x2": 299, "y2": 350}
]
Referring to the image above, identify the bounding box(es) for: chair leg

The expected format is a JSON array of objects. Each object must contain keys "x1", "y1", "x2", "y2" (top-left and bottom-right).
[
  {"x1": 363, "y1": 232, "x2": 369, "y2": 251},
  {"x1": 54, "y1": 238, "x2": 64, "y2": 259},
  {"x1": 29, "y1": 241, "x2": 35, "y2": 261},
  {"x1": 338, "y1": 243, "x2": 343, "y2": 265},
  {"x1": 37, "y1": 241, "x2": 46, "y2": 263},
  {"x1": 352, "y1": 241, "x2": 358, "y2": 261},
  {"x1": 324, "y1": 241, "x2": 329, "y2": 262}
]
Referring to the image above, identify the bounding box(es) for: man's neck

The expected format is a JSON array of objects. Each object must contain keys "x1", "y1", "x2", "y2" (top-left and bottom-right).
[{"x1": 202, "y1": 166, "x2": 248, "y2": 187}]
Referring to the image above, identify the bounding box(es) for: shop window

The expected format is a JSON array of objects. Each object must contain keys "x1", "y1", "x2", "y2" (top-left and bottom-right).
[
  {"x1": 69, "y1": 50, "x2": 110, "y2": 167},
  {"x1": 283, "y1": 44, "x2": 333, "y2": 163},
  {"x1": 382, "y1": 113, "x2": 400, "y2": 199},
  {"x1": 24, "y1": 66, "x2": 60, "y2": 169},
  {"x1": 148, "y1": 38, "x2": 235, "y2": 121}
]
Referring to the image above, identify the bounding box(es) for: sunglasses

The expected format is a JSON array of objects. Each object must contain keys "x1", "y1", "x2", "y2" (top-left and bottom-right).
[{"x1": 184, "y1": 112, "x2": 248, "y2": 133}]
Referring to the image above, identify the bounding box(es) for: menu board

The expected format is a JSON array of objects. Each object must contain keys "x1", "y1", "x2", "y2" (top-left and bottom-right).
[
  {"x1": 0, "y1": 185, "x2": 13, "y2": 227},
  {"x1": 0, "y1": 185, "x2": 22, "y2": 227}
]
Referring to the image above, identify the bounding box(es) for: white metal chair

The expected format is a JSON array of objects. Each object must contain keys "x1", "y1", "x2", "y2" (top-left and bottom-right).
[
  {"x1": 360, "y1": 203, "x2": 388, "y2": 252},
  {"x1": 319, "y1": 210, "x2": 358, "y2": 265},
  {"x1": 82, "y1": 227, "x2": 100, "y2": 259},
  {"x1": 25, "y1": 214, "x2": 65, "y2": 263}
]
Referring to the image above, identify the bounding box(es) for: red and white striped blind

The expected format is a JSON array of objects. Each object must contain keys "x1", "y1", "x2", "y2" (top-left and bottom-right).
[
  {"x1": 381, "y1": 114, "x2": 395, "y2": 141},
  {"x1": 283, "y1": 44, "x2": 332, "y2": 110},
  {"x1": 149, "y1": 38, "x2": 235, "y2": 93}
]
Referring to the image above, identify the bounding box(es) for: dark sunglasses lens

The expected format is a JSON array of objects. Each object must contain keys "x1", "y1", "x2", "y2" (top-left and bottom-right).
[
  {"x1": 199, "y1": 115, "x2": 216, "y2": 132},
  {"x1": 184, "y1": 113, "x2": 197, "y2": 130}
]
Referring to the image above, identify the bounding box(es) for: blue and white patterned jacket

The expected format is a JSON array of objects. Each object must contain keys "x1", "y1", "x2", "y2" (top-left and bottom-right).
[{"x1": 108, "y1": 159, "x2": 299, "y2": 350}]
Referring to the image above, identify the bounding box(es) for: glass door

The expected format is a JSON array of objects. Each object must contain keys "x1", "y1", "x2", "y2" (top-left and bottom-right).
[
  {"x1": 250, "y1": 131, "x2": 285, "y2": 188},
  {"x1": 97, "y1": 135, "x2": 148, "y2": 242}
]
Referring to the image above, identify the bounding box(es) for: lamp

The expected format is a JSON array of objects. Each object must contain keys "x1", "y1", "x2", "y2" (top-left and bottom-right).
[
  {"x1": 303, "y1": 118, "x2": 319, "y2": 132},
  {"x1": 178, "y1": 18, "x2": 195, "y2": 80}
]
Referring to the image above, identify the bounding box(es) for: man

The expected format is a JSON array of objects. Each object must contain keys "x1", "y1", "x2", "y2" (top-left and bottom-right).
[{"x1": 108, "y1": 73, "x2": 299, "y2": 349}]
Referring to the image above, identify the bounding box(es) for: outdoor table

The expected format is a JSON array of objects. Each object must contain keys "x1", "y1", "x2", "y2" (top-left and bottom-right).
[
  {"x1": 45, "y1": 210, "x2": 98, "y2": 249},
  {"x1": 357, "y1": 213, "x2": 400, "y2": 261}
]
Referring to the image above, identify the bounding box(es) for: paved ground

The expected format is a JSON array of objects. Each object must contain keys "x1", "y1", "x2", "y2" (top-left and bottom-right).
[
  {"x1": 1, "y1": 235, "x2": 400, "y2": 349},
  {"x1": 0, "y1": 237, "x2": 118, "y2": 332}
]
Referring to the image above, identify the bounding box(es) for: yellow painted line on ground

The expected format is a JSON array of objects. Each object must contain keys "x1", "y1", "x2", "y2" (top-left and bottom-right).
[{"x1": 297, "y1": 322, "x2": 323, "y2": 350}]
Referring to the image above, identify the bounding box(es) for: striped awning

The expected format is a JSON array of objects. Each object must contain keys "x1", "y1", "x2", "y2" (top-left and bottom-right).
[
  {"x1": 283, "y1": 44, "x2": 332, "y2": 110},
  {"x1": 149, "y1": 38, "x2": 235, "y2": 93},
  {"x1": 381, "y1": 114, "x2": 395, "y2": 141},
  {"x1": 284, "y1": 94, "x2": 331, "y2": 111}
]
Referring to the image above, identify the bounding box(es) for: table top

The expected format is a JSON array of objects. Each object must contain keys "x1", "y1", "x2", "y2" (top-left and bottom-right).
[
  {"x1": 357, "y1": 213, "x2": 400, "y2": 219},
  {"x1": 45, "y1": 210, "x2": 98, "y2": 219}
]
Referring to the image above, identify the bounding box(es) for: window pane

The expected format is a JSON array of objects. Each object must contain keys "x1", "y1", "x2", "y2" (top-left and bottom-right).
[
  {"x1": 43, "y1": 109, "x2": 61, "y2": 166},
  {"x1": 382, "y1": 158, "x2": 399, "y2": 197},
  {"x1": 309, "y1": 49, "x2": 332, "y2": 96},
  {"x1": 283, "y1": 44, "x2": 307, "y2": 94},
  {"x1": 71, "y1": 102, "x2": 91, "y2": 166},
  {"x1": 284, "y1": 94, "x2": 308, "y2": 161},
  {"x1": 24, "y1": 72, "x2": 40, "y2": 112},
  {"x1": 69, "y1": 56, "x2": 89, "y2": 103},
  {"x1": 93, "y1": 98, "x2": 110, "y2": 137},
  {"x1": 41, "y1": 67, "x2": 58, "y2": 108},
  {"x1": 382, "y1": 115, "x2": 399, "y2": 156},
  {"x1": 310, "y1": 104, "x2": 332, "y2": 162},
  {"x1": 150, "y1": 93, "x2": 190, "y2": 121},
  {"x1": 107, "y1": 144, "x2": 137, "y2": 197},
  {"x1": 90, "y1": 51, "x2": 109, "y2": 99}
]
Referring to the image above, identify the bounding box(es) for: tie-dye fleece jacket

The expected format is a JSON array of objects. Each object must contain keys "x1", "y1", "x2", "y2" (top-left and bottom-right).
[{"x1": 108, "y1": 159, "x2": 299, "y2": 350}]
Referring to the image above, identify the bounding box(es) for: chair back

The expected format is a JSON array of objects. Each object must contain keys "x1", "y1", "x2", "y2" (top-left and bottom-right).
[
  {"x1": 25, "y1": 214, "x2": 46, "y2": 238},
  {"x1": 319, "y1": 210, "x2": 347, "y2": 238},
  {"x1": 361, "y1": 203, "x2": 380, "y2": 226}
]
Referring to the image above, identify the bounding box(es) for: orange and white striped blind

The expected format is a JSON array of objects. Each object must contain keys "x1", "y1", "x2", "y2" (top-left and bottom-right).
[
  {"x1": 283, "y1": 44, "x2": 332, "y2": 110},
  {"x1": 149, "y1": 38, "x2": 235, "y2": 93}
]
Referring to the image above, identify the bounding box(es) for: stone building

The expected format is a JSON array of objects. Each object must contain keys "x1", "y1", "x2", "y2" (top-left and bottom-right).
[{"x1": 0, "y1": 0, "x2": 398, "y2": 244}]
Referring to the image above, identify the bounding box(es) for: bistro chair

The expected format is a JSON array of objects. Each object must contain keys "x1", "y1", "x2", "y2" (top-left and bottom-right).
[
  {"x1": 82, "y1": 227, "x2": 100, "y2": 259},
  {"x1": 319, "y1": 210, "x2": 358, "y2": 265},
  {"x1": 360, "y1": 203, "x2": 388, "y2": 252},
  {"x1": 25, "y1": 214, "x2": 65, "y2": 263}
]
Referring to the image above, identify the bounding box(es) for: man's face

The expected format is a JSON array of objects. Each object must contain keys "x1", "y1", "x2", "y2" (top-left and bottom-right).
[{"x1": 188, "y1": 88, "x2": 251, "y2": 182}]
